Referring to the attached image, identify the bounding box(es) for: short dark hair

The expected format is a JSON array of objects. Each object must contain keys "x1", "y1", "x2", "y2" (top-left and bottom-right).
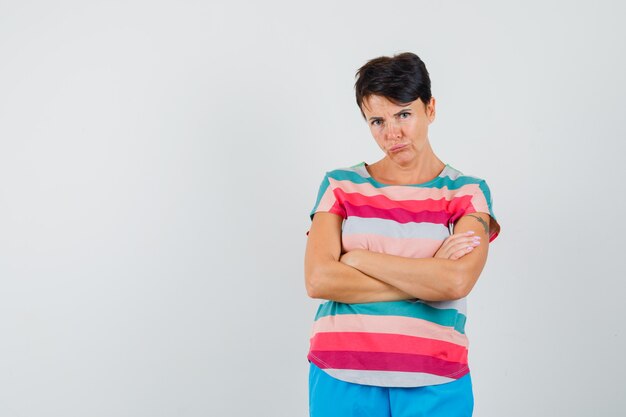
[{"x1": 354, "y1": 52, "x2": 432, "y2": 119}]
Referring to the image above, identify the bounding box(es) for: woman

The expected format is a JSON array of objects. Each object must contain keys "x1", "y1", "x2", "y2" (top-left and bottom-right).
[{"x1": 304, "y1": 52, "x2": 501, "y2": 417}]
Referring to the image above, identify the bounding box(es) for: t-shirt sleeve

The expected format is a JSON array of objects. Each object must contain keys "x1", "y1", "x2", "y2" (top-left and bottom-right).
[
  {"x1": 309, "y1": 172, "x2": 347, "y2": 221},
  {"x1": 464, "y1": 179, "x2": 500, "y2": 242},
  {"x1": 451, "y1": 179, "x2": 501, "y2": 242}
]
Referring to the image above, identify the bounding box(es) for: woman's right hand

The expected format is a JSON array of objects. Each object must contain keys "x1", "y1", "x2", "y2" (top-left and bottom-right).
[{"x1": 434, "y1": 231, "x2": 481, "y2": 260}]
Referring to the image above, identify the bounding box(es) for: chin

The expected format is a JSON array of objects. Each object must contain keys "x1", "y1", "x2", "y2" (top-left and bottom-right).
[{"x1": 387, "y1": 150, "x2": 414, "y2": 163}]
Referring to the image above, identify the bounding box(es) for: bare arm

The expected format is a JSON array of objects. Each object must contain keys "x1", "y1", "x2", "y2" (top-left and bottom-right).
[
  {"x1": 304, "y1": 212, "x2": 414, "y2": 303},
  {"x1": 340, "y1": 213, "x2": 492, "y2": 302}
]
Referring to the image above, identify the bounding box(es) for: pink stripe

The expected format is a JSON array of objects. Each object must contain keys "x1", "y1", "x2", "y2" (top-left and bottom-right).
[
  {"x1": 310, "y1": 332, "x2": 468, "y2": 364},
  {"x1": 344, "y1": 202, "x2": 450, "y2": 224},
  {"x1": 309, "y1": 350, "x2": 469, "y2": 378},
  {"x1": 311, "y1": 314, "x2": 469, "y2": 348},
  {"x1": 342, "y1": 234, "x2": 442, "y2": 257},
  {"x1": 316, "y1": 188, "x2": 337, "y2": 212},
  {"x1": 335, "y1": 189, "x2": 452, "y2": 212},
  {"x1": 469, "y1": 193, "x2": 489, "y2": 213},
  {"x1": 314, "y1": 188, "x2": 346, "y2": 218}
]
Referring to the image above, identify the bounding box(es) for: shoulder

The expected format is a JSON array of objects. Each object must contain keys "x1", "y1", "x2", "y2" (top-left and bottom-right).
[
  {"x1": 443, "y1": 164, "x2": 489, "y2": 189},
  {"x1": 443, "y1": 164, "x2": 496, "y2": 207},
  {"x1": 325, "y1": 162, "x2": 364, "y2": 175},
  {"x1": 323, "y1": 162, "x2": 367, "y2": 182}
]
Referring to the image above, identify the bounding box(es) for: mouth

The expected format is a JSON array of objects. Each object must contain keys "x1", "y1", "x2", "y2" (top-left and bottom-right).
[{"x1": 389, "y1": 143, "x2": 409, "y2": 152}]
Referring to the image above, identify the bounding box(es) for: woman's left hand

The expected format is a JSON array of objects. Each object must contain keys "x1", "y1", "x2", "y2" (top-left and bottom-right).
[{"x1": 434, "y1": 231, "x2": 481, "y2": 260}]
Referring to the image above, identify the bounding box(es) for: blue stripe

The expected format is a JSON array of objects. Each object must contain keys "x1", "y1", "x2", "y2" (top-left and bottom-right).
[
  {"x1": 315, "y1": 300, "x2": 467, "y2": 334},
  {"x1": 327, "y1": 168, "x2": 484, "y2": 190}
]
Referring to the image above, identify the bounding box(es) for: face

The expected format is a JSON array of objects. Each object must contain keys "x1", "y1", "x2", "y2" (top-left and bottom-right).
[{"x1": 361, "y1": 95, "x2": 436, "y2": 165}]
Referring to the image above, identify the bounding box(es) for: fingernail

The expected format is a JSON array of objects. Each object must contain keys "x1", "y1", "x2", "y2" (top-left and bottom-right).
[
  {"x1": 467, "y1": 246, "x2": 474, "y2": 250},
  {"x1": 466, "y1": 231, "x2": 475, "y2": 235}
]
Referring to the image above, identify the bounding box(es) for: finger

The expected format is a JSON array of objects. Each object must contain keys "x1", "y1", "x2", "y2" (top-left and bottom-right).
[
  {"x1": 450, "y1": 231, "x2": 476, "y2": 239},
  {"x1": 451, "y1": 246, "x2": 471, "y2": 260},
  {"x1": 450, "y1": 233, "x2": 481, "y2": 244},
  {"x1": 452, "y1": 244, "x2": 477, "y2": 259},
  {"x1": 444, "y1": 233, "x2": 479, "y2": 247},
  {"x1": 447, "y1": 237, "x2": 481, "y2": 252},
  {"x1": 437, "y1": 233, "x2": 480, "y2": 258}
]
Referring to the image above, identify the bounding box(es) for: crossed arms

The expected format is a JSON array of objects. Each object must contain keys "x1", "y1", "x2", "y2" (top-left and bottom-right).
[{"x1": 304, "y1": 212, "x2": 492, "y2": 303}]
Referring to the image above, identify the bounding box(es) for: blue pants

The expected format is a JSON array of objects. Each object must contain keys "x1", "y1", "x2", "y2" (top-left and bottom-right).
[{"x1": 309, "y1": 362, "x2": 474, "y2": 417}]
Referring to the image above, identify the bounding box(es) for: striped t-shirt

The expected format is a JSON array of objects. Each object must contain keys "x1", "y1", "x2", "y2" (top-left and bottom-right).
[{"x1": 307, "y1": 161, "x2": 500, "y2": 387}]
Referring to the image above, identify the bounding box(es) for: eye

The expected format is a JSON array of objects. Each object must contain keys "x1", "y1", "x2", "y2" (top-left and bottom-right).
[
  {"x1": 370, "y1": 119, "x2": 383, "y2": 126},
  {"x1": 399, "y1": 112, "x2": 411, "y2": 119}
]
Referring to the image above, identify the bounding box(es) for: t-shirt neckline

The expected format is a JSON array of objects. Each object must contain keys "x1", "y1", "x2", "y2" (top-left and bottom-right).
[{"x1": 359, "y1": 161, "x2": 450, "y2": 187}]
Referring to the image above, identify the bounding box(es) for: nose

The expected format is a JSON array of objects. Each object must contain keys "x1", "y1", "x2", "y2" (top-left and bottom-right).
[{"x1": 384, "y1": 119, "x2": 401, "y2": 140}]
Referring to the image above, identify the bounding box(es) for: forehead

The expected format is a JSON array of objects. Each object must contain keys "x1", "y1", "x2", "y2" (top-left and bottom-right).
[{"x1": 361, "y1": 95, "x2": 423, "y2": 116}]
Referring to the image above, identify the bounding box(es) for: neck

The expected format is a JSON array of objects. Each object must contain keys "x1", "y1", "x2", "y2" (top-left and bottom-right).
[{"x1": 379, "y1": 150, "x2": 444, "y2": 184}]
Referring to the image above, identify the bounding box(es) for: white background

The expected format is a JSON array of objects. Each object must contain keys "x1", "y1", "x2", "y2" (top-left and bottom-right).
[{"x1": 1, "y1": 1, "x2": 625, "y2": 416}]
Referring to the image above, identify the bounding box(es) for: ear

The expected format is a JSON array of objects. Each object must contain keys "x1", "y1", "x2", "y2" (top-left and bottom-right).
[{"x1": 426, "y1": 97, "x2": 436, "y2": 123}]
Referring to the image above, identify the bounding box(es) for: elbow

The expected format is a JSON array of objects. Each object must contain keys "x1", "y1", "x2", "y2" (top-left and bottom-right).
[
  {"x1": 446, "y1": 263, "x2": 477, "y2": 300},
  {"x1": 305, "y1": 275, "x2": 320, "y2": 299},
  {"x1": 305, "y1": 269, "x2": 326, "y2": 299},
  {"x1": 305, "y1": 259, "x2": 340, "y2": 299},
  {"x1": 447, "y1": 282, "x2": 470, "y2": 300}
]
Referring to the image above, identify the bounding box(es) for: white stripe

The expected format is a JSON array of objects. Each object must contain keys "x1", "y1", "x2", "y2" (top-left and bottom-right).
[
  {"x1": 343, "y1": 217, "x2": 449, "y2": 240},
  {"x1": 409, "y1": 298, "x2": 468, "y2": 316},
  {"x1": 323, "y1": 368, "x2": 457, "y2": 387}
]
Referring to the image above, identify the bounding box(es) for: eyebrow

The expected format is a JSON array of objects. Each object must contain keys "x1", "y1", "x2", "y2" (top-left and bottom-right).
[{"x1": 368, "y1": 108, "x2": 412, "y2": 121}]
